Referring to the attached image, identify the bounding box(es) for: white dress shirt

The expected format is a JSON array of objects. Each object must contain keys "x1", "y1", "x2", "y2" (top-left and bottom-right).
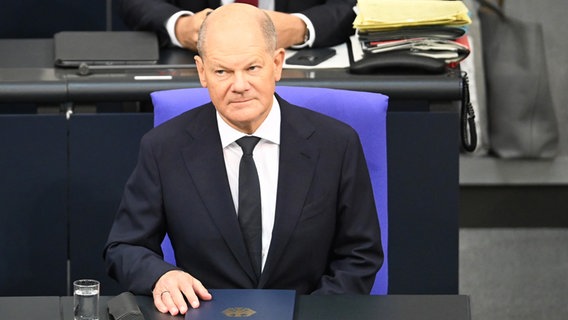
[
  {"x1": 165, "y1": 0, "x2": 315, "y2": 48},
  {"x1": 216, "y1": 96, "x2": 281, "y2": 271}
]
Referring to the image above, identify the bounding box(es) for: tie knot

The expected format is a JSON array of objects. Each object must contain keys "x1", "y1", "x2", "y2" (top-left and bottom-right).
[{"x1": 237, "y1": 136, "x2": 260, "y2": 155}]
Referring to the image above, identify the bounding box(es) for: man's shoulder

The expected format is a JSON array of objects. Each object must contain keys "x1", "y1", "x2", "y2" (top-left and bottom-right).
[
  {"x1": 144, "y1": 103, "x2": 214, "y2": 142},
  {"x1": 280, "y1": 97, "x2": 355, "y2": 134}
]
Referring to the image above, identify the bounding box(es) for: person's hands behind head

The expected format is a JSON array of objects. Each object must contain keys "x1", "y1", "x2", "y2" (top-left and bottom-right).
[
  {"x1": 152, "y1": 270, "x2": 212, "y2": 315},
  {"x1": 175, "y1": 9, "x2": 213, "y2": 52}
]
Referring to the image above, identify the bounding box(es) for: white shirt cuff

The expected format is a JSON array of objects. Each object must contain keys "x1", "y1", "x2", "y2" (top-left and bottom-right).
[
  {"x1": 165, "y1": 10, "x2": 194, "y2": 48},
  {"x1": 290, "y1": 13, "x2": 315, "y2": 49}
]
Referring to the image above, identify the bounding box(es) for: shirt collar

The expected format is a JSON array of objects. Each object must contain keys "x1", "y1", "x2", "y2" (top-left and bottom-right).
[{"x1": 217, "y1": 95, "x2": 281, "y2": 148}]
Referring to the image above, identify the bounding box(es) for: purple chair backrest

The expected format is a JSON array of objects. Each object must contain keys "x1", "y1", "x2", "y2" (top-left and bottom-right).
[{"x1": 151, "y1": 86, "x2": 388, "y2": 294}]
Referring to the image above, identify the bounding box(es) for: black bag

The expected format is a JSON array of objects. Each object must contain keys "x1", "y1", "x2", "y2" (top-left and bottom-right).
[{"x1": 477, "y1": 0, "x2": 559, "y2": 158}]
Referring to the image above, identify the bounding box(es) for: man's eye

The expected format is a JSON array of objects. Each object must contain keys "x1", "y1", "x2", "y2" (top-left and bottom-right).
[
  {"x1": 249, "y1": 66, "x2": 259, "y2": 71},
  {"x1": 215, "y1": 70, "x2": 226, "y2": 75}
]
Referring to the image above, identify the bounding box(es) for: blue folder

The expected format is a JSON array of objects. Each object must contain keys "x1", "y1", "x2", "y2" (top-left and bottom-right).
[{"x1": 185, "y1": 289, "x2": 296, "y2": 320}]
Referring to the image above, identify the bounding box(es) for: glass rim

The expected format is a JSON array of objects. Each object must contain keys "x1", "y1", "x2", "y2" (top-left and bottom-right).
[{"x1": 73, "y1": 279, "x2": 100, "y2": 287}]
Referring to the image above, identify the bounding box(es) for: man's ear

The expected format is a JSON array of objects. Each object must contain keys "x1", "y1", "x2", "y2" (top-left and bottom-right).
[
  {"x1": 194, "y1": 55, "x2": 208, "y2": 88},
  {"x1": 273, "y1": 48, "x2": 286, "y2": 82}
]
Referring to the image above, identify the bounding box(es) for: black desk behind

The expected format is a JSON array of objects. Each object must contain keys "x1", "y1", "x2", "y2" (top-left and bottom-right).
[
  {"x1": 0, "y1": 39, "x2": 460, "y2": 297},
  {"x1": 0, "y1": 39, "x2": 462, "y2": 106}
]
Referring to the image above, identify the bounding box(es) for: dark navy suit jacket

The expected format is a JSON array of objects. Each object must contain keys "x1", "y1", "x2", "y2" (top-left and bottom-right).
[
  {"x1": 104, "y1": 95, "x2": 382, "y2": 295},
  {"x1": 117, "y1": 0, "x2": 357, "y2": 48}
]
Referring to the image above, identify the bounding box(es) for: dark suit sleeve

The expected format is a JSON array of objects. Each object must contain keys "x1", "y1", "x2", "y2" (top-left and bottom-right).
[
  {"x1": 312, "y1": 130, "x2": 383, "y2": 294},
  {"x1": 285, "y1": 0, "x2": 357, "y2": 48},
  {"x1": 117, "y1": 0, "x2": 212, "y2": 47},
  {"x1": 104, "y1": 133, "x2": 179, "y2": 294}
]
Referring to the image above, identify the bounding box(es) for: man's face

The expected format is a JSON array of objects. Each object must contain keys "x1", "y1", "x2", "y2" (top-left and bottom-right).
[{"x1": 195, "y1": 19, "x2": 285, "y2": 134}]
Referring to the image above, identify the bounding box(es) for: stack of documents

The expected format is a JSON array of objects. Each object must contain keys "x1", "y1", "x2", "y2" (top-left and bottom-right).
[
  {"x1": 354, "y1": 0, "x2": 471, "y2": 32},
  {"x1": 353, "y1": 0, "x2": 472, "y2": 65}
]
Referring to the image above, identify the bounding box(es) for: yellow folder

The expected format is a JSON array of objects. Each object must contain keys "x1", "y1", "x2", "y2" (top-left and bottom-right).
[{"x1": 354, "y1": 0, "x2": 472, "y2": 31}]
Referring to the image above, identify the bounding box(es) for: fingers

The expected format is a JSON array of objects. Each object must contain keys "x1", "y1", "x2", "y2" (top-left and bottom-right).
[
  {"x1": 152, "y1": 288, "x2": 172, "y2": 314},
  {"x1": 152, "y1": 274, "x2": 184, "y2": 315},
  {"x1": 175, "y1": 8, "x2": 215, "y2": 51},
  {"x1": 153, "y1": 270, "x2": 208, "y2": 315},
  {"x1": 181, "y1": 278, "x2": 212, "y2": 309},
  {"x1": 168, "y1": 285, "x2": 189, "y2": 315},
  {"x1": 193, "y1": 278, "x2": 213, "y2": 302},
  {"x1": 175, "y1": 16, "x2": 200, "y2": 51},
  {"x1": 196, "y1": 8, "x2": 214, "y2": 18},
  {"x1": 180, "y1": 286, "x2": 200, "y2": 309}
]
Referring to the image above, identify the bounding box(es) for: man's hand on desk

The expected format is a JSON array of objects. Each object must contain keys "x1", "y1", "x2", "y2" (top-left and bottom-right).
[
  {"x1": 152, "y1": 270, "x2": 212, "y2": 315},
  {"x1": 175, "y1": 9, "x2": 213, "y2": 52}
]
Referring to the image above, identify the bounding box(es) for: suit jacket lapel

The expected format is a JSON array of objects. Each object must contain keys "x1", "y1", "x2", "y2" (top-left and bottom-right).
[
  {"x1": 260, "y1": 97, "x2": 319, "y2": 286},
  {"x1": 179, "y1": 104, "x2": 258, "y2": 282}
]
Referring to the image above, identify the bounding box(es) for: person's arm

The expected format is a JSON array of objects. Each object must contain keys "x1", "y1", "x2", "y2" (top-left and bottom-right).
[
  {"x1": 117, "y1": 0, "x2": 209, "y2": 47},
  {"x1": 313, "y1": 131, "x2": 383, "y2": 294},
  {"x1": 103, "y1": 133, "x2": 211, "y2": 314},
  {"x1": 103, "y1": 133, "x2": 178, "y2": 293},
  {"x1": 289, "y1": 0, "x2": 357, "y2": 48}
]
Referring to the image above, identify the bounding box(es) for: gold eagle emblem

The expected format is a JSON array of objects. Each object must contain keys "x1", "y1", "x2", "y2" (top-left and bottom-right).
[{"x1": 222, "y1": 307, "x2": 257, "y2": 317}]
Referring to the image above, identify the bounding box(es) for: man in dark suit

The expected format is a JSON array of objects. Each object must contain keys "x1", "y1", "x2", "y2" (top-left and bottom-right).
[
  {"x1": 116, "y1": 0, "x2": 357, "y2": 50},
  {"x1": 104, "y1": 3, "x2": 382, "y2": 316}
]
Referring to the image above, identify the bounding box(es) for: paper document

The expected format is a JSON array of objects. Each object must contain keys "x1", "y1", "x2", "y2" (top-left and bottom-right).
[
  {"x1": 362, "y1": 37, "x2": 470, "y2": 62},
  {"x1": 354, "y1": 0, "x2": 471, "y2": 32}
]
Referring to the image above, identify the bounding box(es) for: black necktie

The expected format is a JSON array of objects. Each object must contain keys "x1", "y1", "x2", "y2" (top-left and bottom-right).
[{"x1": 236, "y1": 136, "x2": 262, "y2": 280}]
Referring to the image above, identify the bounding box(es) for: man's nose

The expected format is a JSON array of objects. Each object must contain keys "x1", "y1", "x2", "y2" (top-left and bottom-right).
[{"x1": 232, "y1": 72, "x2": 250, "y2": 92}]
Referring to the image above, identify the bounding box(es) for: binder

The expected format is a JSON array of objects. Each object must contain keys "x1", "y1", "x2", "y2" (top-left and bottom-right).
[{"x1": 185, "y1": 289, "x2": 296, "y2": 320}]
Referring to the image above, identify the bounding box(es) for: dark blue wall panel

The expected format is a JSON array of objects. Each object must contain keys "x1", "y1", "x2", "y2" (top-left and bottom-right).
[
  {"x1": 1, "y1": 0, "x2": 112, "y2": 38},
  {"x1": 0, "y1": 115, "x2": 68, "y2": 295}
]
